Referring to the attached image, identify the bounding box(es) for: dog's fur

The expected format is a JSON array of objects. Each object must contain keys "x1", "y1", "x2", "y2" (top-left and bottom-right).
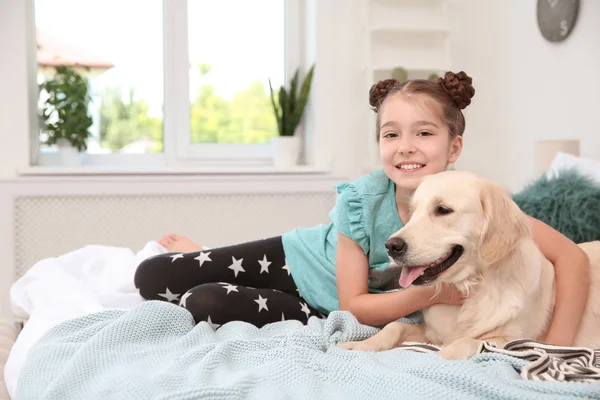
[{"x1": 338, "y1": 170, "x2": 600, "y2": 359}]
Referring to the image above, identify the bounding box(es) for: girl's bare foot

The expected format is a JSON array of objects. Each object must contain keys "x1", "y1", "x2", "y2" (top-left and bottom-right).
[{"x1": 158, "y1": 234, "x2": 204, "y2": 253}]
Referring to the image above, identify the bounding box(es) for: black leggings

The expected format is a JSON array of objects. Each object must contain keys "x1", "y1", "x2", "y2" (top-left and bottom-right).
[{"x1": 134, "y1": 236, "x2": 322, "y2": 328}]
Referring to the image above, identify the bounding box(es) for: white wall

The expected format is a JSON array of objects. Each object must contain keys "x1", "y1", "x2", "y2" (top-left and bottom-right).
[
  {"x1": 0, "y1": 0, "x2": 35, "y2": 179},
  {"x1": 448, "y1": 0, "x2": 600, "y2": 192}
]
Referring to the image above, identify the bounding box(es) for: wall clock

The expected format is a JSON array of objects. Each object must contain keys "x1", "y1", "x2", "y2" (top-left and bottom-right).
[{"x1": 536, "y1": 0, "x2": 579, "y2": 42}]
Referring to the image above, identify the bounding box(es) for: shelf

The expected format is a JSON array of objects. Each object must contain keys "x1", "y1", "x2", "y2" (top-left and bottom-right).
[
  {"x1": 368, "y1": 67, "x2": 446, "y2": 86},
  {"x1": 370, "y1": 29, "x2": 449, "y2": 73},
  {"x1": 368, "y1": 25, "x2": 449, "y2": 35},
  {"x1": 371, "y1": 56, "x2": 449, "y2": 74},
  {"x1": 371, "y1": 64, "x2": 448, "y2": 73},
  {"x1": 368, "y1": 0, "x2": 447, "y2": 32},
  {"x1": 370, "y1": 0, "x2": 445, "y2": 5}
]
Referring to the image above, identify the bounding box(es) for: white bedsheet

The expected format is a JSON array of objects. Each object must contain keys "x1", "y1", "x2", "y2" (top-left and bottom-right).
[{"x1": 4, "y1": 241, "x2": 168, "y2": 400}]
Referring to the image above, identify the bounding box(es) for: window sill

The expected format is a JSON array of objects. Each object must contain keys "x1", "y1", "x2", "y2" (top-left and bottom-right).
[
  {"x1": 16, "y1": 164, "x2": 332, "y2": 177},
  {"x1": 6, "y1": 164, "x2": 346, "y2": 192}
]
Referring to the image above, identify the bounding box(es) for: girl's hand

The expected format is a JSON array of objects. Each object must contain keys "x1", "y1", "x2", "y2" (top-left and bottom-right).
[{"x1": 432, "y1": 283, "x2": 464, "y2": 306}]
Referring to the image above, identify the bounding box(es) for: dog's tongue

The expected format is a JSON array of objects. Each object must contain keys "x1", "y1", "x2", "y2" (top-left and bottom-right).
[{"x1": 399, "y1": 266, "x2": 428, "y2": 288}]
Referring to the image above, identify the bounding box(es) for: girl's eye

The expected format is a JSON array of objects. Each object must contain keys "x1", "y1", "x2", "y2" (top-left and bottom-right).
[
  {"x1": 383, "y1": 132, "x2": 398, "y2": 138},
  {"x1": 418, "y1": 131, "x2": 432, "y2": 136}
]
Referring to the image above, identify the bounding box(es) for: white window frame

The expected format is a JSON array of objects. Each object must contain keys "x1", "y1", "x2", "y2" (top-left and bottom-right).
[{"x1": 33, "y1": 0, "x2": 304, "y2": 169}]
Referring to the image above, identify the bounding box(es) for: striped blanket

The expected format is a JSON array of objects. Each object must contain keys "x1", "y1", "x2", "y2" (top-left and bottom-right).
[{"x1": 398, "y1": 339, "x2": 600, "y2": 383}]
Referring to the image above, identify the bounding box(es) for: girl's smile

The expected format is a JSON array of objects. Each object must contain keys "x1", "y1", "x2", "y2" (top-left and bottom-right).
[{"x1": 395, "y1": 162, "x2": 426, "y2": 172}]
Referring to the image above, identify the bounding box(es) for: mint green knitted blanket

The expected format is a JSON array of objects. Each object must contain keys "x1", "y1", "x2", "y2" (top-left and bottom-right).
[{"x1": 16, "y1": 301, "x2": 600, "y2": 399}]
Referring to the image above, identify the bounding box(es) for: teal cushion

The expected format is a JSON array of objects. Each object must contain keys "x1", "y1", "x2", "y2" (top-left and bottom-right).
[{"x1": 512, "y1": 169, "x2": 600, "y2": 244}]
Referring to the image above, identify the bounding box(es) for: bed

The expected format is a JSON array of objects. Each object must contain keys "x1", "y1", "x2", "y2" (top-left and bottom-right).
[
  {"x1": 0, "y1": 320, "x2": 18, "y2": 400},
  {"x1": 3, "y1": 152, "x2": 600, "y2": 400}
]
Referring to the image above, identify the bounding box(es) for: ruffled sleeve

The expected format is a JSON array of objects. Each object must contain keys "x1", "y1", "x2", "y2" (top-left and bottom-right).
[{"x1": 331, "y1": 182, "x2": 370, "y2": 255}]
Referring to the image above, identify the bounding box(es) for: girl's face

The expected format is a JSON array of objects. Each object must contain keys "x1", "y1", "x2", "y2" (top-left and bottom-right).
[{"x1": 379, "y1": 93, "x2": 462, "y2": 192}]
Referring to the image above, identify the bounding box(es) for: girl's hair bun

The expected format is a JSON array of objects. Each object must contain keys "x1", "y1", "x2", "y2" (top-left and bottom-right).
[
  {"x1": 437, "y1": 71, "x2": 475, "y2": 109},
  {"x1": 369, "y1": 79, "x2": 399, "y2": 111}
]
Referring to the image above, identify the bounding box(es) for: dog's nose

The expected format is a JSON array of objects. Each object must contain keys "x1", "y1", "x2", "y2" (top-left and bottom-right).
[{"x1": 385, "y1": 237, "x2": 407, "y2": 258}]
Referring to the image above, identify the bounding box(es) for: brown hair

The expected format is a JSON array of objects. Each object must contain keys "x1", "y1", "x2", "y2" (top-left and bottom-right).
[{"x1": 369, "y1": 71, "x2": 475, "y2": 140}]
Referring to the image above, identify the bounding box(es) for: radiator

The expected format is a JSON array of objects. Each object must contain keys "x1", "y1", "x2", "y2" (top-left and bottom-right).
[{"x1": 13, "y1": 191, "x2": 336, "y2": 278}]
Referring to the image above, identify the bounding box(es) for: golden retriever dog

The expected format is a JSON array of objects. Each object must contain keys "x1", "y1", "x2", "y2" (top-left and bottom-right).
[{"x1": 338, "y1": 170, "x2": 600, "y2": 360}]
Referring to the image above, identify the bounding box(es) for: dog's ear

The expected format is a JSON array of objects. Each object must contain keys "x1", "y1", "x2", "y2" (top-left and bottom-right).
[{"x1": 479, "y1": 181, "x2": 531, "y2": 266}]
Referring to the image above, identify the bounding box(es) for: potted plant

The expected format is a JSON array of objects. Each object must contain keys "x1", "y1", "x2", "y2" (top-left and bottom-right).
[
  {"x1": 39, "y1": 65, "x2": 94, "y2": 165},
  {"x1": 268, "y1": 64, "x2": 315, "y2": 168}
]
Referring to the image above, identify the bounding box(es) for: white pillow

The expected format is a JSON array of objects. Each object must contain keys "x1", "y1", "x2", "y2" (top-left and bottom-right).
[{"x1": 546, "y1": 152, "x2": 600, "y2": 184}]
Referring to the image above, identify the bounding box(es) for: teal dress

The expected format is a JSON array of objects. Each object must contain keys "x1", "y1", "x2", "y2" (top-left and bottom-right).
[{"x1": 281, "y1": 169, "x2": 404, "y2": 315}]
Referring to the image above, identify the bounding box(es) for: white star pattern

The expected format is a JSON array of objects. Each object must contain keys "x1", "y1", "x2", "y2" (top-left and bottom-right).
[
  {"x1": 222, "y1": 284, "x2": 239, "y2": 294},
  {"x1": 206, "y1": 316, "x2": 221, "y2": 330},
  {"x1": 254, "y1": 295, "x2": 269, "y2": 312},
  {"x1": 299, "y1": 302, "x2": 311, "y2": 318},
  {"x1": 228, "y1": 256, "x2": 245, "y2": 277},
  {"x1": 282, "y1": 259, "x2": 290, "y2": 276},
  {"x1": 158, "y1": 287, "x2": 181, "y2": 302},
  {"x1": 258, "y1": 254, "x2": 271, "y2": 274},
  {"x1": 194, "y1": 251, "x2": 212, "y2": 267},
  {"x1": 179, "y1": 291, "x2": 193, "y2": 308},
  {"x1": 281, "y1": 313, "x2": 285, "y2": 321},
  {"x1": 170, "y1": 253, "x2": 184, "y2": 262},
  {"x1": 296, "y1": 289, "x2": 302, "y2": 298}
]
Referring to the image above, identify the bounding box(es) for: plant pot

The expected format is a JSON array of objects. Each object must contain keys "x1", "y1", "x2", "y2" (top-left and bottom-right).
[
  {"x1": 57, "y1": 139, "x2": 82, "y2": 166},
  {"x1": 271, "y1": 136, "x2": 301, "y2": 169}
]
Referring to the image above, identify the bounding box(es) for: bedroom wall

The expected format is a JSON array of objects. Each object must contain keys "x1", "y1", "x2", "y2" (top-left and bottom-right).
[{"x1": 447, "y1": 0, "x2": 600, "y2": 192}]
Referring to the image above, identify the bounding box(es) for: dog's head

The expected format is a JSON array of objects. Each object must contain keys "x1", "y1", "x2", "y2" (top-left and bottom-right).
[{"x1": 387, "y1": 170, "x2": 531, "y2": 288}]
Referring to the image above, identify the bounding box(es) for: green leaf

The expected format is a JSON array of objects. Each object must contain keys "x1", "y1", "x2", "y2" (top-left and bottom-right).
[
  {"x1": 267, "y1": 64, "x2": 315, "y2": 137},
  {"x1": 38, "y1": 65, "x2": 93, "y2": 151},
  {"x1": 289, "y1": 64, "x2": 315, "y2": 134},
  {"x1": 288, "y1": 69, "x2": 299, "y2": 122},
  {"x1": 268, "y1": 78, "x2": 282, "y2": 136},
  {"x1": 278, "y1": 86, "x2": 290, "y2": 136}
]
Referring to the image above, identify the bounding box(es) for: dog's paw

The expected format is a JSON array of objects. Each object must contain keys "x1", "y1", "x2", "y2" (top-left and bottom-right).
[
  {"x1": 437, "y1": 338, "x2": 481, "y2": 360},
  {"x1": 437, "y1": 346, "x2": 465, "y2": 360},
  {"x1": 337, "y1": 340, "x2": 374, "y2": 351}
]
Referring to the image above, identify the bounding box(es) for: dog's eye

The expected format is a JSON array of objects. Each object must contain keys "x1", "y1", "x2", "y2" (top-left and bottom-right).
[{"x1": 435, "y1": 206, "x2": 453, "y2": 216}]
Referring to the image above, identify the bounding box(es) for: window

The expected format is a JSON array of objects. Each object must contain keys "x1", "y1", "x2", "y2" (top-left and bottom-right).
[{"x1": 32, "y1": 0, "x2": 298, "y2": 167}]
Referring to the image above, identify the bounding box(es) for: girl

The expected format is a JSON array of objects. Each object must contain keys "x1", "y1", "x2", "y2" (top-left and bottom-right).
[{"x1": 134, "y1": 71, "x2": 589, "y2": 346}]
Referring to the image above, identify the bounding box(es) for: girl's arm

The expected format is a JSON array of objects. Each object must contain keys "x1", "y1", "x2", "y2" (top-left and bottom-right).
[
  {"x1": 336, "y1": 233, "x2": 461, "y2": 326},
  {"x1": 528, "y1": 216, "x2": 591, "y2": 346}
]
